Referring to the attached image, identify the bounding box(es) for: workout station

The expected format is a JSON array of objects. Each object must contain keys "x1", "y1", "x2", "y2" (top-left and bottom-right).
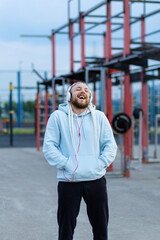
[{"x1": 35, "y1": 0, "x2": 160, "y2": 178}]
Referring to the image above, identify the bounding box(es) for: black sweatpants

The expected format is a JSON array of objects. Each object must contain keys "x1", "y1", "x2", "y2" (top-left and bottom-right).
[{"x1": 57, "y1": 176, "x2": 109, "y2": 240}]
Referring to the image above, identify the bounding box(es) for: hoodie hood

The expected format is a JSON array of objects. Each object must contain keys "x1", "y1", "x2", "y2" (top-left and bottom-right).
[{"x1": 58, "y1": 103, "x2": 69, "y2": 114}]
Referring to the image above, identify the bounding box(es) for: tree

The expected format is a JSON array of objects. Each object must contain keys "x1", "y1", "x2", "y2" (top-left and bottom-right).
[
  {"x1": 23, "y1": 100, "x2": 35, "y2": 114},
  {"x1": 4, "y1": 101, "x2": 17, "y2": 114}
]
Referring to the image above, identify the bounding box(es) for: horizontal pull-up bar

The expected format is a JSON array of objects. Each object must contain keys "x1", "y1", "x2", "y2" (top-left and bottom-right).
[
  {"x1": 85, "y1": 21, "x2": 106, "y2": 25},
  {"x1": 84, "y1": 21, "x2": 123, "y2": 25},
  {"x1": 86, "y1": 15, "x2": 106, "y2": 18},
  {"x1": 131, "y1": 41, "x2": 160, "y2": 45},
  {"x1": 130, "y1": 0, "x2": 160, "y2": 3},
  {"x1": 113, "y1": 16, "x2": 140, "y2": 19},
  {"x1": 112, "y1": 22, "x2": 124, "y2": 25},
  {"x1": 20, "y1": 32, "x2": 105, "y2": 38},
  {"x1": 132, "y1": 29, "x2": 160, "y2": 41},
  {"x1": 20, "y1": 34, "x2": 50, "y2": 39},
  {"x1": 112, "y1": 47, "x2": 124, "y2": 50},
  {"x1": 112, "y1": 37, "x2": 124, "y2": 40},
  {"x1": 57, "y1": 31, "x2": 104, "y2": 36},
  {"x1": 14, "y1": 87, "x2": 37, "y2": 90},
  {"x1": 85, "y1": 57, "x2": 106, "y2": 59},
  {"x1": 74, "y1": 60, "x2": 105, "y2": 64},
  {"x1": 112, "y1": 0, "x2": 160, "y2": 3}
]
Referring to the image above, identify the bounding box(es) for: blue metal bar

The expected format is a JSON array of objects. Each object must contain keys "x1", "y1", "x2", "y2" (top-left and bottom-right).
[
  {"x1": 17, "y1": 71, "x2": 21, "y2": 127},
  {"x1": 44, "y1": 71, "x2": 47, "y2": 81}
]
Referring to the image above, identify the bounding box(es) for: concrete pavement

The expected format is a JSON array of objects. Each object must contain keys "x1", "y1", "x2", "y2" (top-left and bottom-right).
[{"x1": 0, "y1": 147, "x2": 160, "y2": 240}]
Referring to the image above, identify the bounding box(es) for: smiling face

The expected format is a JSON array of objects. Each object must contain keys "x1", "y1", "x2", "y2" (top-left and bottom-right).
[{"x1": 70, "y1": 82, "x2": 91, "y2": 109}]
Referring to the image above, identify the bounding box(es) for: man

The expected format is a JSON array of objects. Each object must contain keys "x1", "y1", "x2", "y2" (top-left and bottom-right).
[{"x1": 43, "y1": 81, "x2": 117, "y2": 240}]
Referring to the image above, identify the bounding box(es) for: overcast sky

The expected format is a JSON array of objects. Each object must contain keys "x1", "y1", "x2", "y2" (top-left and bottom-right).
[
  {"x1": 0, "y1": 0, "x2": 69, "y2": 71},
  {"x1": 0, "y1": 0, "x2": 107, "y2": 72},
  {"x1": 1, "y1": 0, "x2": 159, "y2": 71},
  {"x1": 0, "y1": 0, "x2": 160, "y2": 101},
  {"x1": 0, "y1": 0, "x2": 71, "y2": 101}
]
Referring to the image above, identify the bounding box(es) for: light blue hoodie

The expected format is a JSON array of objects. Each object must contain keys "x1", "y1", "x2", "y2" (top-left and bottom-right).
[{"x1": 43, "y1": 103, "x2": 117, "y2": 182}]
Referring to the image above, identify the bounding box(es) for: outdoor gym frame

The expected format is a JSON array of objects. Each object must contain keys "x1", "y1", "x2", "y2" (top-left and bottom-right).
[{"x1": 36, "y1": 0, "x2": 160, "y2": 177}]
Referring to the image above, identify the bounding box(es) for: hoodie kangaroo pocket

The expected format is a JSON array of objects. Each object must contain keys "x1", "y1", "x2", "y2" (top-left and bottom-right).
[
  {"x1": 97, "y1": 158, "x2": 106, "y2": 171},
  {"x1": 74, "y1": 155, "x2": 104, "y2": 179},
  {"x1": 63, "y1": 155, "x2": 78, "y2": 180},
  {"x1": 64, "y1": 154, "x2": 106, "y2": 181}
]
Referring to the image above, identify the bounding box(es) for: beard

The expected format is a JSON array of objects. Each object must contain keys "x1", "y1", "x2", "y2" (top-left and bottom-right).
[{"x1": 71, "y1": 97, "x2": 90, "y2": 109}]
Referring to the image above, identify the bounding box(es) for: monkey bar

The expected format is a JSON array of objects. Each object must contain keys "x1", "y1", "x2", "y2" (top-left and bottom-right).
[{"x1": 36, "y1": 0, "x2": 160, "y2": 177}]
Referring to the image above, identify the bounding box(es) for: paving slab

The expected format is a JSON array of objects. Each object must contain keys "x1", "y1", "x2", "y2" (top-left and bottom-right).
[{"x1": 0, "y1": 147, "x2": 160, "y2": 240}]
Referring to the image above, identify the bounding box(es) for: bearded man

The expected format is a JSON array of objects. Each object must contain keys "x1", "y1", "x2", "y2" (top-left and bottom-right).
[{"x1": 43, "y1": 81, "x2": 117, "y2": 240}]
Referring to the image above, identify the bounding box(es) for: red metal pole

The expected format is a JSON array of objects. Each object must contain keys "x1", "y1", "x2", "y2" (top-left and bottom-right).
[
  {"x1": 69, "y1": 20, "x2": 74, "y2": 72},
  {"x1": 106, "y1": 0, "x2": 112, "y2": 123},
  {"x1": 106, "y1": 0, "x2": 113, "y2": 172},
  {"x1": 36, "y1": 82, "x2": 40, "y2": 151},
  {"x1": 123, "y1": 0, "x2": 130, "y2": 59},
  {"x1": 51, "y1": 34, "x2": 56, "y2": 77},
  {"x1": 123, "y1": 0, "x2": 132, "y2": 177},
  {"x1": 141, "y1": 15, "x2": 148, "y2": 163},
  {"x1": 45, "y1": 85, "x2": 49, "y2": 128},
  {"x1": 103, "y1": 32, "x2": 107, "y2": 113},
  {"x1": 51, "y1": 34, "x2": 56, "y2": 111},
  {"x1": 80, "y1": 12, "x2": 85, "y2": 68},
  {"x1": 106, "y1": 0, "x2": 112, "y2": 63},
  {"x1": 103, "y1": 33, "x2": 106, "y2": 59}
]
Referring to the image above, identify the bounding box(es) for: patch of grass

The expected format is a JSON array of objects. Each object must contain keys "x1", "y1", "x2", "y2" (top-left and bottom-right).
[
  {"x1": 13, "y1": 128, "x2": 35, "y2": 134},
  {"x1": 2, "y1": 128, "x2": 35, "y2": 134}
]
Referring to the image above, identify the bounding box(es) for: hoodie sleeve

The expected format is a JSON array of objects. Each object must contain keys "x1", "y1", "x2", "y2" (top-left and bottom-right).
[
  {"x1": 98, "y1": 113, "x2": 117, "y2": 168},
  {"x1": 43, "y1": 112, "x2": 68, "y2": 169}
]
